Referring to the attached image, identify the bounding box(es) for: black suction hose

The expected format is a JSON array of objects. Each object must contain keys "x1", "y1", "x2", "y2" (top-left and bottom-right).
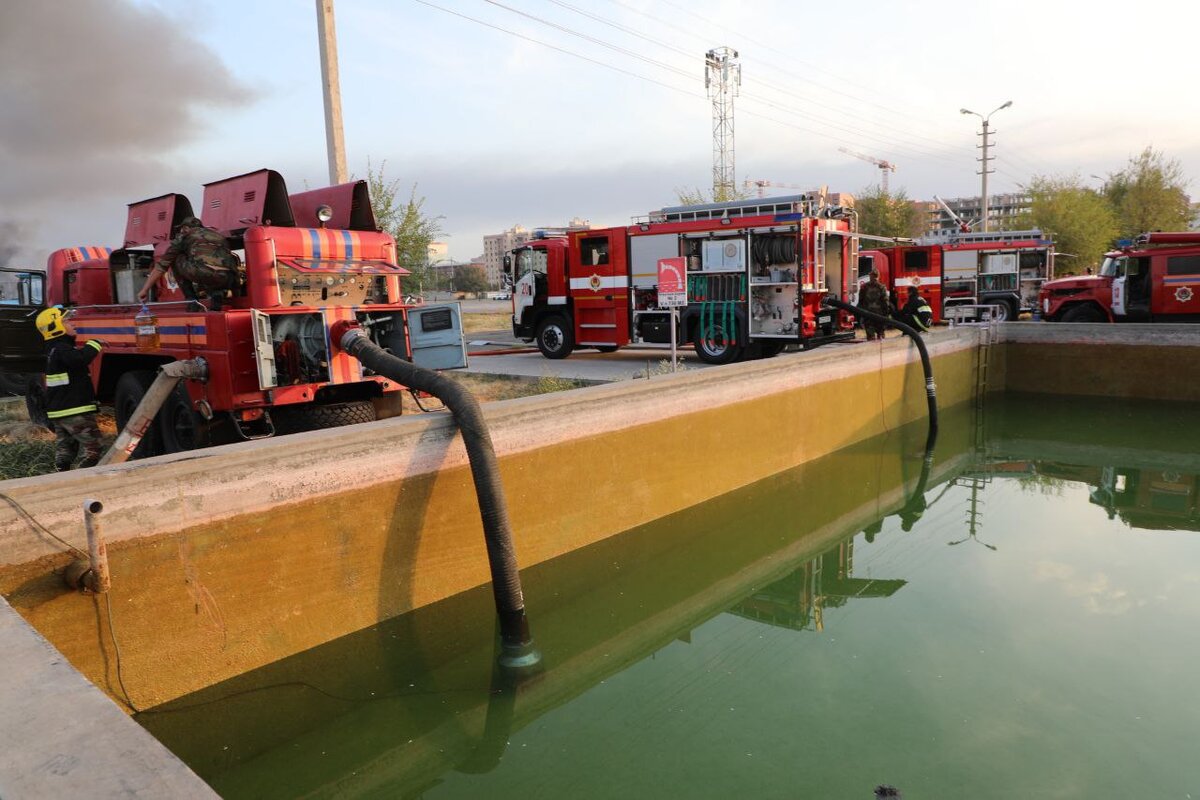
[
  {"x1": 821, "y1": 296, "x2": 939, "y2": 449},
  {"x1": 338, "y1": 328, "x2": 540, "y2": 674}
]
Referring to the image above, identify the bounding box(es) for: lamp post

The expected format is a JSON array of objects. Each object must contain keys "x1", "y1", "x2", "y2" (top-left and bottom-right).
[{"x1": 960, "y1": 101, "x2": 1012, "y2": 232}]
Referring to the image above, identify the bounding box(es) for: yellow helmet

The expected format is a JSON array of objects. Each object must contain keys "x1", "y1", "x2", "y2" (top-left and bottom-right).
[{"x1": 35, "y1": 307, "x2": 67, "y2": 340}]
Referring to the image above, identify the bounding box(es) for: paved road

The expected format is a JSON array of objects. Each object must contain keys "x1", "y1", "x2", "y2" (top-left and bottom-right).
[{"x1": 463, "y1": 336, "x2": 715, "y2": 382}]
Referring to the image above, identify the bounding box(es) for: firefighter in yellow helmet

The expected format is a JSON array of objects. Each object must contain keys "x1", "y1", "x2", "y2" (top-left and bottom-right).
[{"x1": 36, "y1": 308, "x2": 105, "y2": 470}]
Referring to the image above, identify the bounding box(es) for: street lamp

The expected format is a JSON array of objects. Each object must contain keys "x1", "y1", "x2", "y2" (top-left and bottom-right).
[{"x1": 960, "y1": 100, "x2": 1012, "y2": 232}]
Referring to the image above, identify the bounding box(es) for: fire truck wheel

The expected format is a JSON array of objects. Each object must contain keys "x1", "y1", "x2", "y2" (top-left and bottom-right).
[
  {"x1": 272, "y1": 400, "x2": 377, "y2": 435},
  {"x1": 755, "y1": 342, "x2": 787, "y2": 359},
  {"x1": 536, "y1": 315, "x2": 574, "y2": 359},
  {"x1": 159, "y1": 385, "x2": 209, "y2": 453},
  {"x1": 990, "y1": 298, "x2": 1018, "y2": 322},
  {"x1": 113, "y1": 370, "x2": 164, "y2": 459},
  {"x1": 694, "y1": 326, "x2": 743, "y2": 365},
  {"x1": 1060, "y1": 304, "x2": 1106, "y2": 323}
]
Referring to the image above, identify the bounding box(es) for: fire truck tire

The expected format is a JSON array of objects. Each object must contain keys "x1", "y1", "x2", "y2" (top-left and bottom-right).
[
  {"x1": 693, "y1": 325, "x2": 744, "y2": 365},
  {"x1": 536, "y1": 315, "x2": 574, "y2": 359},
  {"x1": 159, "y1": 385, "x2": 209, "y2": 453},
  {"x1": 113, "y1": 370, "x2": 164, "y2": 459},
  {"x1": 990, "y1": 298, "x2": 1018, "y2": 322},
  {"x1": 272, "y1": 400, "x2": 377, "y2": 435},
  {"x1": 755, "y1": 342, "x2": 787, "y2": 359},
  {"x1": 1060, "y1": 304, "x2": 1106, "y2": 323}
]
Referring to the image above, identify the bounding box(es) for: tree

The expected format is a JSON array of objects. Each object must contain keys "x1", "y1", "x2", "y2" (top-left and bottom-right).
[
  {"x1": 673, "y1": 183, "x2": 751, "y2": 206},
  {"x1": 453, "y1": 264, "x2": 489, "y2": 296},
  {"x1": 365, "y1": 159, "x2": 444, "y2": 294},
  {"x1": 855, "y1": 185, "x2": 923, "y2": 239},
  {"x1": 1104, "y1": 147, "x2": 1191, "y2": 238},
  {"x1": 1018, "y1": 174, "x2": 1118, "y2": 273}
]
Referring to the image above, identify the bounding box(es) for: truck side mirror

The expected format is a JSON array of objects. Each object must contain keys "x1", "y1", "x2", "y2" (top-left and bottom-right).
[{"x1": 502, "y1": 255, "x2": 512, "y2": 275}]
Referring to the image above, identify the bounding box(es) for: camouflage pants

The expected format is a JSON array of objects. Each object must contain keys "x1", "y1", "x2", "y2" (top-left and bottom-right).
[
  {"x1": 53, "y1": 412, "x2": 103, "y2": 471},
  {"x1": 174, "y1": 258, "x2": 236, "y2": 299}
]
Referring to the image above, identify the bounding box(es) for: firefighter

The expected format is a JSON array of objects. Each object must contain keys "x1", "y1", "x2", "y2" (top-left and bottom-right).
[
  {"x1": 36, "y1": 308, "x2": 105, "y2": 471},
  {"x1": 897, "y1": 285, "x2": 933, "y2": 332},
  {"x1": 858, "y1": 268, "x2": 891, "y2": 340},
  {"x1": 137, "y1": 216, "x2": 240, "y2": 308}
]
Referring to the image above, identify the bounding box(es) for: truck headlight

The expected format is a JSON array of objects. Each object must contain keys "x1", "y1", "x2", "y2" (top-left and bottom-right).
[{"x1": 1042, "y1": 298, "x2": 1049, "y2": 313}]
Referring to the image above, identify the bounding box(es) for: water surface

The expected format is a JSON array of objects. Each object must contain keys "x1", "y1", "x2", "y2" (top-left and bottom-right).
[{"x1": 140, "y1": 395, "x2": 1200, "y2": 798}]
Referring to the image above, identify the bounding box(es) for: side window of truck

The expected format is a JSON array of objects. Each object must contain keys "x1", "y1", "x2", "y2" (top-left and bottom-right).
[
  {"x1": 580, "y1": 237, "x2": 609, "y2": 267},
  {"x1": 516, "y1": 248, "x2": 547, "y2": 277},
  {"x1": 1166, "y1": 254, "x2": 1200, "y2": 276},
  {"x1": 903, "y1": 250, "x2": 929, "y2": 272}
]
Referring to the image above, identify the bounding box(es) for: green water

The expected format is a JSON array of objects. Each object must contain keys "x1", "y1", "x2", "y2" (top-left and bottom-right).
[{"x1": 139, "y1": 395, "x2": 1200, "y2": 799}]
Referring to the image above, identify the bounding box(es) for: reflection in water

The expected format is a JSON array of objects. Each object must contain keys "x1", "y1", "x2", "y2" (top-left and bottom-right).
[{"x1": 138, "y1": 395, "x2": 1200, "y2": 798}]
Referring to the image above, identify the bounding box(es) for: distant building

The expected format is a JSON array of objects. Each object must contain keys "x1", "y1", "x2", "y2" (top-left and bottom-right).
[
  {"x1": 426, "y1": 241, "x2": 449, "y2": 263},
  {"x1": 926, "y1": 193, "x2": 1031, "y2": 235},
  {"x1": 482, "y1": 218, "x2": 593, "y2": 289}
]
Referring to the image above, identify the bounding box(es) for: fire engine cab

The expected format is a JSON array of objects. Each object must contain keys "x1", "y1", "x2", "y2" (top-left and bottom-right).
[
  {"x1": 2, "y1": 168, "x2": 466, "y2": 458},
  {"x1": 1039, "y1": 232, "x2": 1200, "y2": 323},
  {"x1": 505, "y1": 195, "x2": 857, "y2": 364},
  {"x1": 859, "y1": 229, "x2": 1055, "y2": 323}
]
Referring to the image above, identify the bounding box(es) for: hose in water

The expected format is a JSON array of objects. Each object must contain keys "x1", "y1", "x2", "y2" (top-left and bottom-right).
[
  {"x1": 821, "y1": 297, "x2": 938, "y2": 447},
  {"x1": 338, "y1": 328, "x2": 539, "y2": 672}
]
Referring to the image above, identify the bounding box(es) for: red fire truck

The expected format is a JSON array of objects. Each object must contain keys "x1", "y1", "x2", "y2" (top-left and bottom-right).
[
  {"x1": 1038, "y1": 232, "x2": 1200, "y2": 323},
  {"x1": 859, "y1": 229, "x2": 1055, "y2": 323},
  {"x1": 505, "y1": 195, "x2": 857, "y2": 364},
  {"x1": 3, "y1": 168, "x2": 465, "y2": 457}
]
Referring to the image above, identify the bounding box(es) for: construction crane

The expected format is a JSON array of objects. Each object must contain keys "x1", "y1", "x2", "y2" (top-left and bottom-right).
[
  {"x1": 838, "y1": 148, "x2": 897, "y2": 192},
  {"x1": 743, "y1": 179, "x2": 807, "y2": 199}
]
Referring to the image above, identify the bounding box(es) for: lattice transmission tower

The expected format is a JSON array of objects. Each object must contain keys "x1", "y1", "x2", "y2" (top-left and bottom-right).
[{"x1": 704, "y1": 47, "x2": 741, "y2": 201}]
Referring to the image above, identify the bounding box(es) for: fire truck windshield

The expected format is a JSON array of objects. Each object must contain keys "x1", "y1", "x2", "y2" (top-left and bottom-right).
[{"x1": 1099, "y1": 256, "x2": 1118, "y2": 277}]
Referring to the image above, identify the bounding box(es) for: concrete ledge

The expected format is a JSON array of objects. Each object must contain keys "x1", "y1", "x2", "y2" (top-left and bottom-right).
[{"x1": 0, "y1": 596, "x2": 216, "y2": 798}]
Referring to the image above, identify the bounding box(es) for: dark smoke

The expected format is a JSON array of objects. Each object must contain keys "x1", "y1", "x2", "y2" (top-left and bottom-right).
[
  {"x1": 0, "y1": 222, "x2": 25, "y2": 267},
  {"x1": 0, "y1": 0, "x2": 253, "y2": 214}
]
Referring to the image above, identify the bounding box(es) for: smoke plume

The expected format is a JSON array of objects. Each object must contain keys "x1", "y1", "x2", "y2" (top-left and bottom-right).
[{"x1": 0, "y1": 0, "x2": 254, "y2": 258}]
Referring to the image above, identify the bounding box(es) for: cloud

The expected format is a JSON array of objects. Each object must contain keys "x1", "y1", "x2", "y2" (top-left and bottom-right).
[
  {"x1": 0, "y1": 0, "x2": 253, "y2": 216},
  {"x1": 1033, "y1": 561, "x2": 1144, "y2": 616}
]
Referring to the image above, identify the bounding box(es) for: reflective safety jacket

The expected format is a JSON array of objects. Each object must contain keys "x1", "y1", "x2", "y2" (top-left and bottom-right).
[
  {"x1": 44, "y1": 336, "x2": 103, "y2": 419},
  {"x1": 900, "y1": 294, "x2": 933, "y2": 332}
]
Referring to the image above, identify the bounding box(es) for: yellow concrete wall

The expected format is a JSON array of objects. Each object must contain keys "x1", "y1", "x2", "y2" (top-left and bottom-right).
[
  {"x1": 1000, "y1": 323, "x2": 1200, "y2": 401},
  {"x1": 0, "y1": 330, "x2": 979, "y2": 708}
]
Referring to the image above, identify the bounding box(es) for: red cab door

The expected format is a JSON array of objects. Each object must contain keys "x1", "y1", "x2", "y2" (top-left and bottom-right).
[{"x1": 569, "y1": 230, "x2": 630, "y2": 347}]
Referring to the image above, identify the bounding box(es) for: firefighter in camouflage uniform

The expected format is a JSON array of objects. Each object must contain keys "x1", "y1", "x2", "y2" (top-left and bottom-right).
[
  {"x1": 137, "y1": 216, "x2": 240, "y2": 307},
  {"x1": 858, "y1": 267, "x2": 891, "y2": 340},
  {"x1": 36, "y1": 308, "x2": 105, "y2": 471}
]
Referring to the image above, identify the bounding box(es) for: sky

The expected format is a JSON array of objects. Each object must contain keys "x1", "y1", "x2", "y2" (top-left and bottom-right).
[{"x1": 2, "y1": 0, "x2": 1199, "y2": 265}]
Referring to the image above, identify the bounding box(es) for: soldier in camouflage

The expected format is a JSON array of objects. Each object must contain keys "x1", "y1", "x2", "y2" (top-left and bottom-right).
[
  {"x1": 858, "y1": 268, "x2": 891, "y2": 340},
  {"x1": 137, "y1": 217, "x2": 240, "y2": 308}
]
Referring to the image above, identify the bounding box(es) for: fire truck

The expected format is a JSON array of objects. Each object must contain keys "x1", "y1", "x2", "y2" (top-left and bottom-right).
[
  {"x1": 505, "y1": 195, "x2": 857, "y2": 364},
  {"x1": 1039, "y1": 232, "x2": 1200, "y2": 323},
  {"x1": 858, "y1": 229, "x2": 1055, "y2": 323},
  {"x1": 1, "y1": 168, "x2": 466, "y2": 457}
]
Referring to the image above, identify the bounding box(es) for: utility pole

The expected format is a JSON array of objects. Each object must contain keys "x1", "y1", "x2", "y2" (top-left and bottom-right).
[
  {"x1": 316, "y1": 0, "x2": 348, "y2": 185},
  {"x1": 705, "y1": 47, "x2": 741, "y2": 202},
  {"x1": 960, "y1": 101, "x2": 1012, "y2": 232}
]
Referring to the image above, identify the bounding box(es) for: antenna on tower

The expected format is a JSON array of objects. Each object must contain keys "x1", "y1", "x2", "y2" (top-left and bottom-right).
[
  {"x1": 705, "y1": 47, "x2": 741, "y2": 201},
  {"x1": 838, "y1": 147, "x2": 896, "y2": 193}
]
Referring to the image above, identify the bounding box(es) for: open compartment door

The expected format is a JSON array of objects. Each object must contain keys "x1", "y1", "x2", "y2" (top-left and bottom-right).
[
  {"x1": 406, "y1": 303, "x2": 468, "y2": 370},
  {"x1": 251, "y1": 309, "x2": 278, "y2": 389}
]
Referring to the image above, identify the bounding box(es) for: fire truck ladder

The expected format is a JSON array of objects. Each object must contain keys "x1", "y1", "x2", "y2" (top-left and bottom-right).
[{"x1": 813, "y1": 227, "x2": 826, "y2": 290}]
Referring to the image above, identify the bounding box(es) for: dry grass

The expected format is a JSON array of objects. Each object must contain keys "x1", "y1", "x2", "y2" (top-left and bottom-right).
[
  {"x1": 0, "y1": 400, "x2": 117, "y2": 480},
  {"x1": 461, "y1": 312, "x2": 510, "y2": 334}
]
